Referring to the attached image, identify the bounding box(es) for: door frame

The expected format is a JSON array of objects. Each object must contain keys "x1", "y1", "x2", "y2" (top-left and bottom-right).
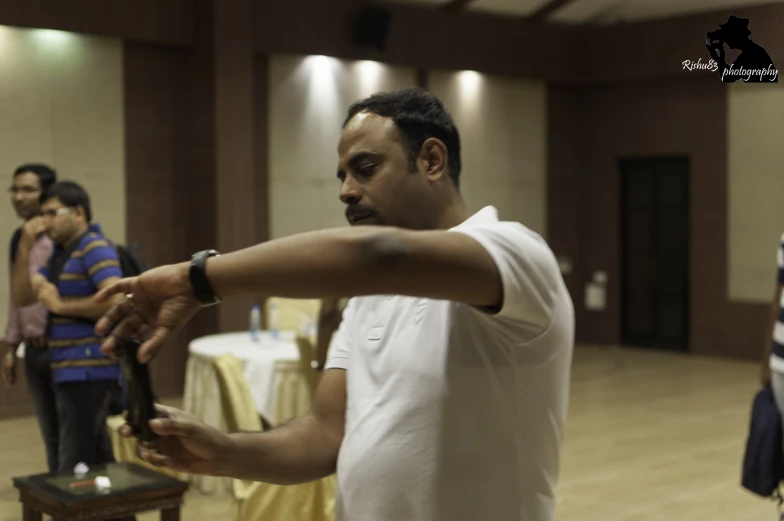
[{"x1": 618, "y1": 156, "x2": 692, "y2": 351}]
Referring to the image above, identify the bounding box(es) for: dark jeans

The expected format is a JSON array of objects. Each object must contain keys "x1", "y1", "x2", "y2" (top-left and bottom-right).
[
  {"x1": 23, "y1": 346, "x2": 59, "y2": 473},
  {"x1": 55, "y1": 379, "x2": 117, "y2": 473}
]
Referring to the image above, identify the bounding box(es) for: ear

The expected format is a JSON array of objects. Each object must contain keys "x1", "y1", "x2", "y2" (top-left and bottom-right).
[
  {"x1": 74, "y1": 205, "x2": 87, "y2": 221},
  {"x1": 418, "y1": 138, "x2": 449, "y2": 182}
]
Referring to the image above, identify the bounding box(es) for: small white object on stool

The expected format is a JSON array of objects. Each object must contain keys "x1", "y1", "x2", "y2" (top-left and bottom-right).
[
  {"x1": 73, "y1": 462, "x2": 89, "y2": 477},
  {"x1": 95, "y1": 476, "x2": 112, "y2": 490}
]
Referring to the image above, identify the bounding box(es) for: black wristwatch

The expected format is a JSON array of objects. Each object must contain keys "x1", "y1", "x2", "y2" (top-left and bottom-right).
[{"x1": 189, "y1": 250, "x2": 221, "y2": 306}]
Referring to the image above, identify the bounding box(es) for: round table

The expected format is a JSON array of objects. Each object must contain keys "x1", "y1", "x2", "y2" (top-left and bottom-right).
[{"x1": 183, "y1": 330, "x2": 313, "y2": 495}]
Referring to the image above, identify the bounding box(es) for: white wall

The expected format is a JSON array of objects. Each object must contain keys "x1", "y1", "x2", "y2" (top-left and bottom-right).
[
  {"x1": 268, "y1": 54, "x2": 417, "y2": 239},
  {"x1": 0, "y1": 25, "x2": 125, "y2": 337},
  {"x1": 268, "y1": 56, "x2": 547, "y2": 242},
  {"x1": 727, "y1": 82, "x2": 784, "y2": 302},
  {"x1": 428, "y1": 70, "x2": 548, "y2": 236}
]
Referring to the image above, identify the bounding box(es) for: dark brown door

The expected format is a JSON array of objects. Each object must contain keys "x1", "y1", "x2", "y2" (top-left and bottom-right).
[{"x1": 620, "y1": 157, "x2": 690, "y2": 351}]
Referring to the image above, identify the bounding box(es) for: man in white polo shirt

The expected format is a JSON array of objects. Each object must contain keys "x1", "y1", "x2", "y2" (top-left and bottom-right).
[{"x1": 95, "y1": 87, "x2": 575, "y2": 521}]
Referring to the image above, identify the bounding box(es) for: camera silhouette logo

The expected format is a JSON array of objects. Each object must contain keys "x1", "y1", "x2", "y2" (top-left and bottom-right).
[{"x1": 705, "y1": 15, "x2": 778, "y2": 83}]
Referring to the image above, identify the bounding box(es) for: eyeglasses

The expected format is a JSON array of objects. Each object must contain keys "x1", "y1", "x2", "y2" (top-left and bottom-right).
[
  {"x1": 40, "y1": 207, "x2": 74, "y2": 218},
  {"x1": 8, "y1": 186, "x2": 41, "y2": 195}
]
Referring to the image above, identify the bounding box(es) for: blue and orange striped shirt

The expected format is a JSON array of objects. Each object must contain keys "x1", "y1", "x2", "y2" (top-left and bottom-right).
[{"x1": 39, "y1": 223, "x2": 123, "y2": 384}]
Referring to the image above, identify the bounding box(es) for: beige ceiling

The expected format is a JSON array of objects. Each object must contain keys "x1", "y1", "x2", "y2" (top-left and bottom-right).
[
  {"x1": 469, "y1": 0, "x2": 555, "y2": 17},
  {"x1": 382, "y1": 0, "x2": 784, "y2": 24}
]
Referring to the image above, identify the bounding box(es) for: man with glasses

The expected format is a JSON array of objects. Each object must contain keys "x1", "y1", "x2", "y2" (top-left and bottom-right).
[
  {"x1": 4, "y1": 163, "x2": 57, "y2": 471},
  {"x1": 12, "y1": 180, "x2": 124, "y2": 473}
]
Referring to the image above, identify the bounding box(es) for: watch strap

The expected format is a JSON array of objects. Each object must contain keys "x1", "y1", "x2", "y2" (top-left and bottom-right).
[{"x1": 190, "y1": 250, "x2": 221, "y2": 306}]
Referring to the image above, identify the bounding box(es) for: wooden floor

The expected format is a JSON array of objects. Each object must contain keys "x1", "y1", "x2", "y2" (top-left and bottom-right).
[{"x1": 0, "y1": 346, "x2": 777, "y2": 520}]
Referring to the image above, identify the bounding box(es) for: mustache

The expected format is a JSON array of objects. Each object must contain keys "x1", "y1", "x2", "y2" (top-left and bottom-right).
[{"x1": 345, "y1": 205, "x2": 376, "y2": 222}]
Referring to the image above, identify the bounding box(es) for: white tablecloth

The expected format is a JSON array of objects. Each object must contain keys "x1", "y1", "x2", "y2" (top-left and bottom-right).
[
  {"x1": 189, "y1": 330, "x2": 299, "y2": 422},
  {"x1": 183, "y1": 330, "x2": 312, "y2": 495}
]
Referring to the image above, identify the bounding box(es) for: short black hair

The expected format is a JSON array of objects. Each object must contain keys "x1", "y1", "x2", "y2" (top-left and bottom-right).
[
  {"x1": 13, "y1": 163, "x2": 57, "y2": 198},
  {"x1": 43, "y1": 181, "x2": 92, "y2": 223},
  {"x1": 343, "y1": 88, "x2": 462, "y2": 187}
]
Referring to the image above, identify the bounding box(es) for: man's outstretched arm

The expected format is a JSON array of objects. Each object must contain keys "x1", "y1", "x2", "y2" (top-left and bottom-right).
[
  {"x1": 96, "y1": 225, "x2": 508, "y2": 361},
  {"x1": 139, "y1": 368, "x2": 347, "y2": 484},
  {"x1": 226, "y1": 367, "x2": 347, "y2": 483},
  {"x1": 207, "y1": 226, "x2": 503, "y2": 308}
]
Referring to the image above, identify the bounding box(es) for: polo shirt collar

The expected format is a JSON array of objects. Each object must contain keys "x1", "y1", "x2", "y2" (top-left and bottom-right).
[
  {"x1": 454, "y1": 206, "x2": 499, "y2": 228},
  {"x1": 53, "y1": 223, "x2": 103, "y2": 253}
]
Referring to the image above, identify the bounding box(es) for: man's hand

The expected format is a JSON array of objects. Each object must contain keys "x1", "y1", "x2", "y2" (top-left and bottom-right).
[
  {"x1": 20, "y1": 217, "x2": 46, "y2": 250},
  {"x1": 37, "y1": 282, "x2": 62, "y2": 315},
  {"x1": 762, "y1": 365, "x2": 772, "y2": 387},
  {"x1": 2, "y1": 343, "x2": 16, "y2": 387},
  {"x1": 94, "y1": 262, "x2": 200, "y2": 363},
  {"x1": 121, "y1": 404, "x2": 235, "y2": 475}
]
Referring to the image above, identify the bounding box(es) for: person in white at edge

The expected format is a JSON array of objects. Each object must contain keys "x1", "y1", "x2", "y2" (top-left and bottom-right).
[
  {"x1": 762, "y1": 233, "x2": 784, "y2": 441},
  {"x1": 94, "y1": 88, "x2": 575, "y2": 521}
]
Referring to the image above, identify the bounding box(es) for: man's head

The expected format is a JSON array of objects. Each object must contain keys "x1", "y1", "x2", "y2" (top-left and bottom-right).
[
  {"x1": 10, "y1": 163, "x2": 57, "y2": 220},
  {"x1": 40, "y1": 181, "x2": 92, "y2": 246},
  {"x1": 337, "y1": 88, "x2": 462, "y2": 230}
]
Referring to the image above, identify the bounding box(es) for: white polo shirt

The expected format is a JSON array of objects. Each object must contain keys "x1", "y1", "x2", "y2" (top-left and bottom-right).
[{"x1": 325, "y1": 206, "x2": 575, "y2": 521}]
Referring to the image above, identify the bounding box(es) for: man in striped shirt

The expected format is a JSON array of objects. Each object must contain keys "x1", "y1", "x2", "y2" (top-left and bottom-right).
[
  {"x1": 12, "y1": 181, "x2": 124, "y2": 472},
  {"x1": 763, "y1": 234, "x2": 784, "y2": 424}
]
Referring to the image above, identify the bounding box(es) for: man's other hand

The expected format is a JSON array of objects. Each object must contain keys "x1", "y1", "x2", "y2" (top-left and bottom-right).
[
  {"x1": 20, "y1": 217, "x2": 46, "y2": 250},
  {"x1": 119, "y1": 404, "x2": 236, "y2": 476},
  {"x1": 94, "y1": 262, "x2": 200, "y2": 363},
  {"x1": 2, "y1": 344, "x2": 16, "y2": 386},
  {"x1": 762, "y1": 366, "x2": 772, "y2": 388}
]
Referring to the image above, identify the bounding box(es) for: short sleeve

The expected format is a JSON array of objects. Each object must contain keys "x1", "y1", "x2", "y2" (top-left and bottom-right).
[
  {"x1": 82, "y1": 239, "x2": 123, "y2": 286},
  {"x1": 777, "y1": 233, "x2": 784, "y2": 285},
  {"x1": 450, "y1": 222, "x2": 561, "y2": 333},
  {"x1": 324, "y1": 298, "x2": 356, "y2": 371}
]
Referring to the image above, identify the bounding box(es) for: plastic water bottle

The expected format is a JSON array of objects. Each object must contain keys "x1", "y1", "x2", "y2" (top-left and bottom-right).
[
  {"x1": 250, "y1": 304, "x2": 261, "y2": 342},
  {"x1": 305, "y1": 318, "x2": 316, "y2": 340},
  {"x1": 298, "y1": 314, "x2": 315, "y2": 340},
  {"x1": 298, "y1": 313, "x2": 314, "y2": 339},
  {"x1": 269, "y1": 302, "x2": 279, "y2": 339}
]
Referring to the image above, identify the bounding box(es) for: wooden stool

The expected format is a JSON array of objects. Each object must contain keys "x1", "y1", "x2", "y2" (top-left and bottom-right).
[{"x1": 13, "y1": 462, "x2": 188, "y2": 520}]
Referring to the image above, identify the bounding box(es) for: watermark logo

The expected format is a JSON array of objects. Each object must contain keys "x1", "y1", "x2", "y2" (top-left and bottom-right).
[
  {"x1": 702, "y1": 15, "x2": 778, "y2": 83},
  {"x1": 682, "y1": 58, "x2": 718, "y2": 72}
]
